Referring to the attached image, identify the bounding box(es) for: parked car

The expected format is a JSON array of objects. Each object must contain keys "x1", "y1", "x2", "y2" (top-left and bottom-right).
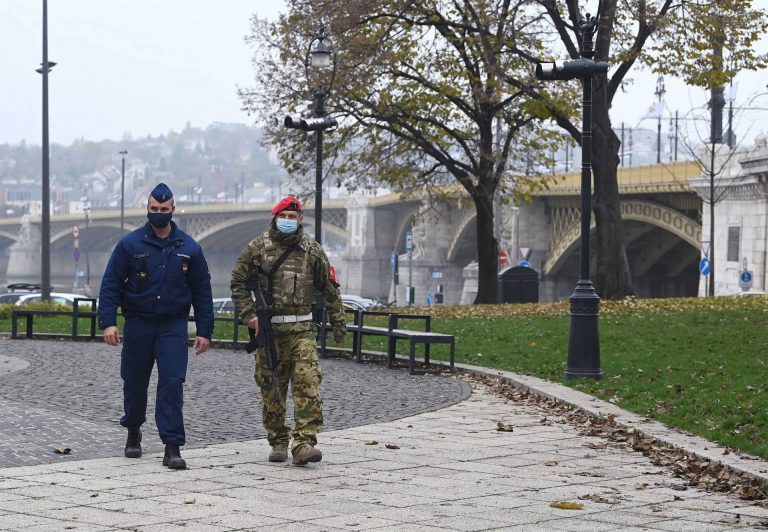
[
  {"x1": 212, "y1": 297, "x2": 237, "y2": 315},
  {"x1": 16, "y1": 292, "x2": 96, "y2": 308},
  {"x1": 0, "y1": 283, "x2": 43, "y2": 304},
  {"x1": 341, "y1": 294, "x2": 380, "y2": 310}
]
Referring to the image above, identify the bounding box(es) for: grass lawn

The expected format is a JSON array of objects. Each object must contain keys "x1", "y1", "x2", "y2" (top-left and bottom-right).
[{"x1": 2, "y1": 295, "x2": 766, "y2": 459}]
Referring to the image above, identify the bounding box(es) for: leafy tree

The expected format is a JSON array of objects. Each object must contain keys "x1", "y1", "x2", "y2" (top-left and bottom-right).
[
  {"x1": 535, "y1": 0, "x2": 767, "y2": 298},
  {"x1": 240, "y1": 0, "x2": 572, "y2": 303}
]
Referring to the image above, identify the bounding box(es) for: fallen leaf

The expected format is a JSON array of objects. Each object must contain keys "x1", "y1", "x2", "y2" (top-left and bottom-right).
[
  {"x1": 578, "y1": 494, "x2": 619, "y2": 504},
  {"x1": 89, "y1": 493, "x2": 99, "y2": 498},
  {"x1": 550, "y1": 501, "x2": 584, "y2": 510},
  {"x1": 577, "y1": 471, "x2": 606, "y2": 478},
  {"x1": 496, "y1": 422, "x2": 514, "y2": 432},
  {"x1": 364, "y1": 440, "x2": 379, "y2": 445},
  {"x1": 718, "y1": 514, "x2": 741, "y2": 525},
  {"x1": 634, "y1": 483, "x2": 649, "y2": 490},
  {"x1": 184, "y1": 496, "x2": 196, "y2": 504},
  {"x1": 544, "y1": 461, "x2": 558, "y2": 466},
  {"x1": 384, "y1": 444, "x2": 400, "y2": 450},
  {"x1": 54, "y1": 447, "x2": 71, "y2": 455}
]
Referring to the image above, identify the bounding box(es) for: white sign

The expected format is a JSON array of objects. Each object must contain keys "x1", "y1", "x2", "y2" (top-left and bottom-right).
[
  {"x1": 72, "y1": 225, "x2": 80, "y2": 238},
  {"x1": 701, "y1": 241, "x2": 710, "y2": 257},
  {"x1": 405, "y1": 231, "x2": 413, "y2": 253},
  {"x1": 520, "y1": 247, "x2": 532, "y2": 260}
]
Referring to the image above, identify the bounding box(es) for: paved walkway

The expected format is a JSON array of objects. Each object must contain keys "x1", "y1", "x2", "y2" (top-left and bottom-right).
[
  {"x1": 0, "y1": 340, "x2": 469, "y2": 467},
  {"x1": 1, "y1": 339, "x2": 767, "y2": 530}
]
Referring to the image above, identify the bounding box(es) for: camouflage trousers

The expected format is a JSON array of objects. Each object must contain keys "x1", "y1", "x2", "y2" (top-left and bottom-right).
[{"x1": 253, "y1": 330, "x2": 323, "y2": 450}]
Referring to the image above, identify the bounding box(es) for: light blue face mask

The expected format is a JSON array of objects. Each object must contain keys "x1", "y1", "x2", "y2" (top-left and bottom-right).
[{"x1": 276, "y1": 218, "x2": 298, "y2": 234}]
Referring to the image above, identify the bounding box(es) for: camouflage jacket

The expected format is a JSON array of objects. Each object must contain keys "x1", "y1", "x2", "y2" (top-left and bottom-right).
[{"x1": 230, "y1": 225, "x2": 346, "y2": 342}]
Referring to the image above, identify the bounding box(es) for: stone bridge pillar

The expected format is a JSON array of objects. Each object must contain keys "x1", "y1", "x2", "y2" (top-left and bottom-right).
[
  {"x1": 340, "y1": 196, "x2": 397, "y2": 300},
  {"x1": 397, "y1": 203, "x2": 466, "y2": 306},
  {"x1": 7, "y1": 216, "x2": 40, "y2": 278}
]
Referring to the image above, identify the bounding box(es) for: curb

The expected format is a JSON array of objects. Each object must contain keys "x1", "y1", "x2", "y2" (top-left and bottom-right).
[{"x1": 439, "y1": 359, "x2": 768, "y2": 486}]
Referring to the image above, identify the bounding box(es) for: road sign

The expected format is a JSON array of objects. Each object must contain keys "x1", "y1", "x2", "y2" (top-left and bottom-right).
[
  {"x1": 699, "y1": 257, "x2": 711, "y2": 276},
  {"x1": 520, "y1": 247, "x2": 531, "y2": 260},
  {"x1": 740, "y1": 270, "x2": 753, "y2": 290},
  {"x1": 700, "y1": 241, "x2": 710, "y2": 257},
  {"x1": 390, "y1": 252, "x2": 397, "y2": 269},
  {"x1": 72, "y1": 225, "x2": 80, "y2": 238},
  {"x1": 405, "y1": 231, "x2": 413, "y2": 253},
  {"x1": 519, "y1": 260, "x2": 531, "y2": 268},
  {"x1": 498, "y1": 250, "x2": 510, "y2": 267},
  {"x1": 431, "y1": 271, "x2": 443, "y2": 279},
  {"x1": 73, "y1": 248, "x2": 81, "y2": 262}
]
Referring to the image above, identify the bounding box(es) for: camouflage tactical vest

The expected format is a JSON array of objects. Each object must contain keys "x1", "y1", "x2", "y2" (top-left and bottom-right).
[{"x1": 251, "y1": 232, "x2": 323, "y2": 314}]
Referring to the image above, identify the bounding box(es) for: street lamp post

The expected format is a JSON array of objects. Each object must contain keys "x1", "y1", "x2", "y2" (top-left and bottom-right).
[
  {"x1": 307, "y1": 25, "x2": 335, "y2": 245},
  {"x1": 36, "y1": 0, "x2": 56, "y2": 301},
  {"x1": 119, "y1": 150, "x2": 127, "y2": 236},
  {"x1": 654, "y1": 75, "x2": 665, "y2": 164},
  {"x1": 283, "y1": 24, "x2": 337, "y2": 246},
  {"x1": 83, "y1": 200, "x2": 91, "y2": 294},
  {"x1": 535, "y1": 2, "x2": 607, "y2": 380}
]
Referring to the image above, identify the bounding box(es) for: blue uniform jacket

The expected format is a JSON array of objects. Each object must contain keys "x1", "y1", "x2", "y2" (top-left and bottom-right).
[{"x1": 98, "y1": 221, "x2": 214, "y2": 339}]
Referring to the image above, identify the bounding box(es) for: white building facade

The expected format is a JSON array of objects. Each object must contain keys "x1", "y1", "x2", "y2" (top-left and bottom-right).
[{"x1": 690, "y1": 135, "x2": 768, "y2": 295}]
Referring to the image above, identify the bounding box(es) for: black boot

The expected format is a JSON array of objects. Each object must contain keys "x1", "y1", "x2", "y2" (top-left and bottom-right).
[
  {"x1": 163, "y1": 444, "x2": 187, "y2": 470},
  {"x1": 124, "y1": 427, "x2": 142, "y2": 458}
]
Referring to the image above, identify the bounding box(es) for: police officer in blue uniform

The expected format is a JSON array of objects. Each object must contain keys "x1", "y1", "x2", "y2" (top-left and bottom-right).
[{"x1": 98, "y1": 183, "x2": 214, "y2": 469}]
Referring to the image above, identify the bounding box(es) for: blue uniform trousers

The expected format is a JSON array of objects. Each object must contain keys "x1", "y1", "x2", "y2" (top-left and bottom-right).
[{"x1": 120, "y1": 317, "x2": 188, "y2": 445}]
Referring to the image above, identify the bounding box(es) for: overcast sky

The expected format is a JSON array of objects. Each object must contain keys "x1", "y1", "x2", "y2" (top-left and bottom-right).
[{"x1": 1, "y1": 0, "x2": 766, "y2": 148}]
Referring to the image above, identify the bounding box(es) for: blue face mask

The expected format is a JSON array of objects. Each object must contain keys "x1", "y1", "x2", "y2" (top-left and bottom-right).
[
  {"x1": 276, "y1": 218, "x2": 298, "y2": 234},
  {"x1": 147, "y1": 211, "x2": 172, "y2": 229}
]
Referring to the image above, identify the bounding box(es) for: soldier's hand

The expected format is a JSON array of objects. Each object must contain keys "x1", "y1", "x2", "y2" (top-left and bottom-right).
[
  {"x1": 194, "y1": 336, "x2": 210, "y2": 355},
  {"x1": 104, "y1": 326, "x2": 120, "y2": 346},
  {"x1": 246, "y1": 317, "x2": 259, "y2": 330}
]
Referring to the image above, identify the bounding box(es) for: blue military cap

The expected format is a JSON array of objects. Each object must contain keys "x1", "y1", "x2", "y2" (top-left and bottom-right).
[{"x1": 150, "y1": 183, "x2": 173, "y2": 202}]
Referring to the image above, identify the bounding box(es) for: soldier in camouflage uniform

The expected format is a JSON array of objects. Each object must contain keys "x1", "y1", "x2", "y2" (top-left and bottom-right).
[{"x1": 230, "y1": 196, "x2": 346, "y2": 466}]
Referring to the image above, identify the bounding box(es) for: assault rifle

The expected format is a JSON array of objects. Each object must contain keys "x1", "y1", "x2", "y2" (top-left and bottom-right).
[{"x1": 245, "y1": 278, "x2": 279, "y2": 392}]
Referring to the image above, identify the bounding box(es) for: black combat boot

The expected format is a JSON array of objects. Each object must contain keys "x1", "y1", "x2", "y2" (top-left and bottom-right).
[
  {"x1": 124, "y1": 427, "x2": 142, "y2": 458},
  {"x1": 163, "y1": 444, "x2": 187, "y2": 470}
]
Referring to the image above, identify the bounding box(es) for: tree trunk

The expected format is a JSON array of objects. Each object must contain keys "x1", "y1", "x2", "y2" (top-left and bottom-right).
[
  {"x1": 591, "y1": 81, "x2": 634, "y2": 299},
  {"x1": 474, "y1": 190, "x2": 498, "y2": 304}
]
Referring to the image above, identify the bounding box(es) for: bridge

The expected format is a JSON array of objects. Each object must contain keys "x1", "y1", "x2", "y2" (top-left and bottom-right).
[{"x1": 2, "y1": 146, "x2": 766, "y2": 302}]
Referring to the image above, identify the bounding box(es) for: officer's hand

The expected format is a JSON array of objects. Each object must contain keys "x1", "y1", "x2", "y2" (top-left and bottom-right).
[
  {"x1": 246, "y1": 317, "x2": 258, "y2": 330},
  {"x1": 193, "y1": 336, "x2": 210, "y2": 356},
  {"x1": 104, "y1": 326, "x2": 120, "y2": 346}
]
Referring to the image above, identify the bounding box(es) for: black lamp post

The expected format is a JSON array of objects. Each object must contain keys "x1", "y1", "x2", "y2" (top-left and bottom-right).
[
  {"x1": 308, "y1": 25, "x2": 334, "y2": 245},
  {"x1": 535, "y1": 3, "x2": 607, "y2": 380},
  {"x1": 36, "y1": 0, "x2": 56, "y2": 302},
  {"x1": 654, "y1": 75, "x2": 665, "y2": 164},
  {"x1": 119, "y1": 150, "x2": 127, "y2": 236},
  {"x1": 283, "y1": 24, "x2": 337, "y2": 245},
  {"x1": 83, "y1": 199, "x2": 91, "y2": 294}
]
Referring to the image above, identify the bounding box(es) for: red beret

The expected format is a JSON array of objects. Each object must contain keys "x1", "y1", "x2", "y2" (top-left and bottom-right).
[{"x1": 272, "y1": 196, "x2": 302, "y2": 215}]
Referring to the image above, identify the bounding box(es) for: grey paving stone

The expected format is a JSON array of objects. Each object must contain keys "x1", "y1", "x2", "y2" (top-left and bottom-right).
[
  {"x1": 197, "y1": 511, "x2": 288, "y2": 529},
  {"x1": 307, "y1": 514, "x2": 401, "y2": 530}
]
